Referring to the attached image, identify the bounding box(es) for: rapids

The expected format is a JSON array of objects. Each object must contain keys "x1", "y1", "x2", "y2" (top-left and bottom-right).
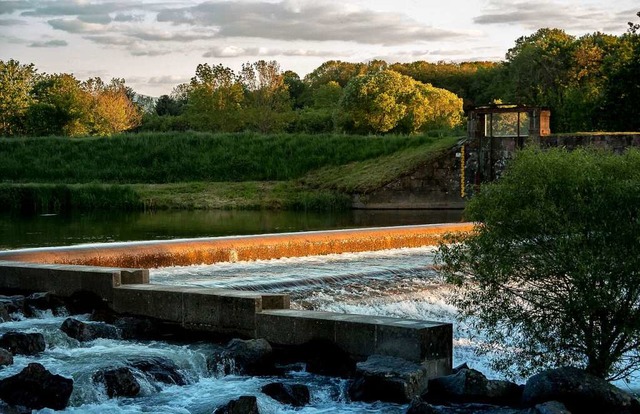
[{"x1": 2, "y1": 246, "x2": 638, "y2": 412}]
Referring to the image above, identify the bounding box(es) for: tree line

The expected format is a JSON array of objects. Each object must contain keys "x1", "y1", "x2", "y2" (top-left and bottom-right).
[{"x1": 1, "y1": 11, "x2": 638, "y2": 137}]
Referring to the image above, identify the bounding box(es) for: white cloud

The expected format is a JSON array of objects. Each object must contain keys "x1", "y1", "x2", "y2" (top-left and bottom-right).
[
  {"x1": 475, "y1": 0, "x2": 632, "y2": 33},
  {"x1": 203, "y1": 45, "x2": 343, "y2": 58},
  {"x1": 29, "y1": 39, "x2": 68, "y2": 48},
  {"x1": 158, "y1": 0, "x2": 466, "y2": 45}
]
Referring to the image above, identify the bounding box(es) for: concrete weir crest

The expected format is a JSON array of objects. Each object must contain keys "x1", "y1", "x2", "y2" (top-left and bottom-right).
[{"x1": 0, "y1": 223, "x2": 472, "y2": 378}]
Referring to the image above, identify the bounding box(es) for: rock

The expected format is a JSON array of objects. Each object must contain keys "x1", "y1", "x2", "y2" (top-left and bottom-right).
[
  {"x1": 407, "y1": 399, "x2": 531, "y2": 414},
  {"x1": 0, "y1": 348, "x2": 13, "y2": 366},
  {"x1": 128, "y1": 357, "x2": 186, "y2": 386},
  {"x1": 452, "y1": 363, "x2": 470, "y2": 374},
  {"x1": 406, "y1": 399, "x2": 440, "y2": 414},
  {"x1": 221, "y1": 338, "x2": 275, "y2": 375},
  {"x1": 93, "y1": 367, "x2": 141, "y2": 398},
  {"x1": 60, "y1": 317, "x2": 120, "y2": 342},
  {"x1": 522, "y1": 366, "x2": 640, "y2": 414},
  {"x1": 0, "y1": 332, "x2": 46, "y2": 355},
  {"x1": 534, "y1": 401, "x2": 571, "y2": 414},
  {"x1": 0, "y1": 363, "x2": 73, "y2": 410},
  {"x1": 214, "y1": 395, "x2": 260, "y2": 414},
  {"x1": 348, "y1": 355, "x2": 429, "y2": 403},
  {"x1": 262, "y1": 382, "x2": 310, "y2": 407},
  {"x1": 0, "y1": 305, "x2": 10, "y2": 323},
  {"x1": 114, "y1": 316, "x2": 159, "y2": 340},
  {"x1": 427, "y1": 368, "x2": 522, "y2": 406},
  {"x1": 0, "y1": 295, "x2": 25, "y2": 317},
  {"x1": 24, "y1": 292, "x2": 65, "y2": 316}
]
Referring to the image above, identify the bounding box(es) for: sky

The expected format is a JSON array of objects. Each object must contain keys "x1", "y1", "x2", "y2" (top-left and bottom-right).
[{"x1": 1, "y1": 0, "x2": 638, "y2": 97}]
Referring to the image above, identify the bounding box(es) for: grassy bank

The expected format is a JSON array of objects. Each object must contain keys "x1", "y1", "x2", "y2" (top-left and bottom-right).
[
  {"x1": 0, "y1": 132, "x2": 460, "y2": 213},
  {"x1": 0, "y1": 131, "x2": 443, "y2": 183}
]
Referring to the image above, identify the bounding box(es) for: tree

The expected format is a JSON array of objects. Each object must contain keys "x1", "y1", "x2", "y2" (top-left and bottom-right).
[
  {"x1": 339, "y1": 70, "x2": 462, "y2": 134},
  {"x1": 26, "y1": 73, "x2": 91, "y2": 136},
  {"x1": 186, "y1": 63, "x2": 245, "y2": 132},
  {"x1": 437, "y1": 148, "x2": 640, "y2": 381},
  {"x1": 504, "y1": 28, "x2": 575, "y2": 131},
  {"x1": 0, "y1": 59, "x2": 38, "y2": 136},
  {"x1": 240, "y1": 60, "x2": 293, "y2": 133},
  {"x1": 87, "y1": 78, "x2": 142, "y2": 136}
]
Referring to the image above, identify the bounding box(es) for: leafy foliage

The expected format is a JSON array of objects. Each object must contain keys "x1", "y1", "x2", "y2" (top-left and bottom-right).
[
  {"x1": 438, "y1": 148, "x2": 640, "y2": 381},
  {"x1": 339, "y1": 70, "x2": 463, "y2": 134}
]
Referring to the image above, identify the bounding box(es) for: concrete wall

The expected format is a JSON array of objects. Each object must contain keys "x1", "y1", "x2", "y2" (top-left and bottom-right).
[
  {"x1": 0, "y1": 225, "x2": 463, "y2": 374},
  {"x1": 354, "y1": 133, "x2": 640, "y2": 208}
]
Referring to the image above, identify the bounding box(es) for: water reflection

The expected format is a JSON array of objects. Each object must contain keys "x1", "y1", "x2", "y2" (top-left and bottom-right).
[{"x1": 0, "y1": 209, "x2": 462, "y2": 250}]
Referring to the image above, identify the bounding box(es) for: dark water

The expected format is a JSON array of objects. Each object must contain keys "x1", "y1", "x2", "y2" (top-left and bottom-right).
[{"x1": 0, "y1": 209, "x2": 463, "y2": 250}]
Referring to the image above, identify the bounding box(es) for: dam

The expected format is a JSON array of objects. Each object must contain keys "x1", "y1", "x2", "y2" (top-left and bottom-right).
[{"x1": 0, "y1": 223, "x2": 471, "y2": 379}]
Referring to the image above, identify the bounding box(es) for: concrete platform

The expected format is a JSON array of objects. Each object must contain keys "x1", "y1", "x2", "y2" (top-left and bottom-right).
[
  {"x1": 0, "y1": 225, "x2": 462, "y2": 375},
  {"x1": 257, "y1": 309, "x2": 452, "y2": 376}
]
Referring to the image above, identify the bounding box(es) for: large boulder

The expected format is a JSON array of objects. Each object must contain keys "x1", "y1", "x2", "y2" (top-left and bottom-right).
[
  {"x1": 262, "y1": 382, "x2": 310, "y2": 407},
  {"x1": 427, "y1": 368, "x2": 522, "y2": 406},
  {"x1": 0, "y1": 348, "x2": 13, "y2": 367},
  {"x1": 128, "y1": 357, "x2": 187, "y2": 386},
  {"x1": 533, "y1": 401, "x2": 571, "y2": 414},
  {"x1": 0, "y1": 295, "x2": 25, "y2": 316},
  {"x1": 349, "y1": 354, "x2": 429, "y2": 403},
  {"x1": 407, "y1": 399, "x2": 547, "y2": 413},
  {"x1": 93, "y1": 367, "x2": 141, "y2": 398},
  {"x1": 522, "y1": 366, "x2": 640, "y2": 414},
  {"x1": 0, "y1": 363, "x2": 73, "y2": 410},
  {"x1": 60, "y1": 318, "x2": 120, "y2": 342},
  {"x1": 0, "y1": 332, "x2": 46, "y2": 355},
  {"x1": 217, "y1": 339, "x2": 275, "y2": 376},
  {"x1": 24, "y1": 292, "x2": 65, "y2": 316},
  {"x1": 214, "y1": 395, "x2": 260, "y2": 414}
]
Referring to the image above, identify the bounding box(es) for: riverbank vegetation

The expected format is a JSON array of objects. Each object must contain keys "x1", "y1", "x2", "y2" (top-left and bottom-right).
[
  {"x1": 0, "y1": 132, "x2": 457, "y2": 213},
  {"x1": 2, "y1": 12, "x2": 638, "y2": 138},
  {"x1": 438, "y1": 147, "x2": 640, "y2": 381}
]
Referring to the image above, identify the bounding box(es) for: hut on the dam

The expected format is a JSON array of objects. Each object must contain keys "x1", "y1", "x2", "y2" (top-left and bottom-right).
[{"x1": 464, "y1": 104, "x2": 551, "y2": 186}]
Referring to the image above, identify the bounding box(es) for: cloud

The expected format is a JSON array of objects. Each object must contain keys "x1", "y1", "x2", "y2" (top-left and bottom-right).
[
  {"x1": 20, "y1": 1, "x2": 130, "y2": 18},
  {"x1": 29, "y1": 39, "x2": 68, "y2": 48},
  {"x1": 126, "y1": 28, "x2": 219, "y2": 42},
  {"x1": 203, "y1": 45, "x2": 341, "y2": 58},
  {"x1": 48, "y1": 18, "x2": 108, "y2": 33},
  {"x1": 0, "y1": 1, "x2": 30, "y2": 15},
  {"x1": 475, "y1": 0, "x2": 631, "y2": 32},
  {"x1": 113, "y1": 13, "x2": 144, "y2": 23},
  {"x1": 158, "y1": 0, "x2": 465, "y2": 45},
  {"x1": 0, "y1": 18, "x2": 27, "y2": 26}
]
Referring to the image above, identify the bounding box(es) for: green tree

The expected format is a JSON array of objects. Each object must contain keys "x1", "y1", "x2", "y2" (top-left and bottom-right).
[
  {"x1": 0, "y1": 59, "x2": 38, "y2": 136},
  {"x1": 339, "y1": 70, "x2": 462, "y2": 134},
  {"x1": 186, "y1": 63, "x2": 245, "y2": 132},
  {"x1": 240, "y1": 60, "x2": 293, "y2": 133},
  {"x1": 504, "y1": 28, "x2": 575, "y2": 131},
  {"x1": 26, "y1": 73, "x2": 91, "y2": 136},
  {"x1": 438, "y1": 148, "x2": 640, "y2": 381}
]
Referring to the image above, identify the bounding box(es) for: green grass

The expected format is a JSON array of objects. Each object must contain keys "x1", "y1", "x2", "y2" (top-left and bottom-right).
[
  {"x1": 0, "y1": 183, "x2": 141, "y2": 213},
  {"x1": 0, "y1": 132, "x2": 460, "y2": 212},
  {"x1": 301, "y1": 136, "x2": 460, "y2": 193},
  {"x1": 0, "y1": 131, "x2": 444, "y2": 184}
]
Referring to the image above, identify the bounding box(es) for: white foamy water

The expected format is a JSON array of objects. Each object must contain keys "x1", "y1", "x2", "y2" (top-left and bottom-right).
[
  {"x1": 3, "y1": 246, "x2": 638, "y2": 412},
  {"x1": 152, "y1": 247, "x2": 504, "y2": 380}
]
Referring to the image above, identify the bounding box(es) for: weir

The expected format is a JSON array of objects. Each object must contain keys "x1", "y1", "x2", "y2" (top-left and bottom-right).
[{"x1": 0, "y1": 223, "x2": 471, "y2": 377}]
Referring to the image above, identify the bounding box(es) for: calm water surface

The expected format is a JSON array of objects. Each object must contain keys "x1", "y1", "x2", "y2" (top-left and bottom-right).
[{"x1": 0, "y1": 209, "x2": 463, "y2": 250}]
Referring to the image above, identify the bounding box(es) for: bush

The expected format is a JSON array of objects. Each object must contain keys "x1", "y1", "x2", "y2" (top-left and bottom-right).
[{"x1": 438, "y1": 147, "x2": 640, "y2": 381}]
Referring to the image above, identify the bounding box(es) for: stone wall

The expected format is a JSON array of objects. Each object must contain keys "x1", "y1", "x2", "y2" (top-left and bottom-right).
[{"x1": 352, "y1": 133, "x2": 640, "y2": 209}]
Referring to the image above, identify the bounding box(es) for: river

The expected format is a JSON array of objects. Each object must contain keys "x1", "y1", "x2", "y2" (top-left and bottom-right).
[{"x1": 0, "y1": 209, "x2": 463, "y2": 250}]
